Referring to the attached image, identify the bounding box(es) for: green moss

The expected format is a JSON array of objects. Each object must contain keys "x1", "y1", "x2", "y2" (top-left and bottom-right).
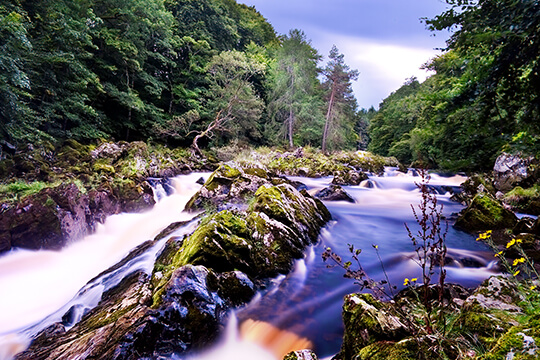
[
  {"x1": 455, "y1": 193, "x2": 518, "y2": 231},
  {"x1": 93, "y1": 159, "x2": 115, "y2": 174},
  {"x1": 0, "y1": 180, "x2": 52, "y2": 202},
  {"x1": 481, "y1": 316, "x2": 540, "y2": 360}
]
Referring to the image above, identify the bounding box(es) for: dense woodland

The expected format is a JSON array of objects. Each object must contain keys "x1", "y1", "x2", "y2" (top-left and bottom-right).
[
  {"x1": 1, "y1": 0, "x2": 539, "y2": 171},
  {"x1": 0, "y1": 0, "x2": 360, "y2": 153}
]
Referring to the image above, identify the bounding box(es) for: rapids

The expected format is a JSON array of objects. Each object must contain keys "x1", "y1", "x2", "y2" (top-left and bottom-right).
[
  {"x1": 0, "y1": 168, "x2": 498, "y2": 360},
  {"x1": 185, "y1": 168, "x2": 497, "y2": 360},
  {"x1": 0, "y1": 173, "x2": 206, "y2": 360}
]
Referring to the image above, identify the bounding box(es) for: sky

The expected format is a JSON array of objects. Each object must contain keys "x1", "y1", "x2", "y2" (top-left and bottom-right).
[{"x1": 236, "y1": 0, "x2": 452, "y2": 109}]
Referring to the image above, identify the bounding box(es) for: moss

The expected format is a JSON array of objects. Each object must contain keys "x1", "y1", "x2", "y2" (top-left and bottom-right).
[
  {"x1": 171, "y1": 211, "x2": 253, "y2": 273},
  {"x1": 504, "y1": 185, "x2": 540, "y2": 215},
  {"x1": 480, "y1": 316, "x2": 540, "y2": 360},
  {"x1": 93, "y1": 159, "x2": 115, "y2": 174},
  {"x1": 0, "y1": 180, "x2": 53, "y2": 203},
  {"x1": 455, "y1": 193, "x2": 518, "y2": 231}
]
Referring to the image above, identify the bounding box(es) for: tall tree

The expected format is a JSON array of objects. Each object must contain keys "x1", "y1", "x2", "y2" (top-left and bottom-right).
[
  {"x1": 267, "y1": 29, "x2": 322, "y2": 147},
  {"x1": 0, "y1": 2, "x2": 39, "y2": 143},
  {"x1": 191, "y1": 50, "x2": 265, "y2": 156},
  {"x1": 321, "y1": 45, "x2": 359, "y2": 153}
]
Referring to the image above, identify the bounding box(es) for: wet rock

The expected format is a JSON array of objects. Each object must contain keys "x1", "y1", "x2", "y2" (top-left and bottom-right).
[
  {"x1": 454, "y1": 193, "x2": 518, "y2": 232},
  {"x1": 283, "y1": 349, "x2": 318, "y2": 360},
  {"x1": 331, "y1": 170, "x2": 368, "y2": 186},
  {"x1": 334, "y1": 293, "x2": 411, "y2": 360},
  {"x1": 0, "y1": 183, "x2": 88, "y2": 251},
  {"x1": 493, "y1": 152, "x2": 539, "y2": 192},
  {"x1": 314, "y1": 185, "x2": 355, "y2": 203},
  {"x1": 185, "y1": 163, "x2": 269, "y2": 211}
]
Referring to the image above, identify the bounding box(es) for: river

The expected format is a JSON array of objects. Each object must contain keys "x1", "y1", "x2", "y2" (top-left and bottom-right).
[{"x1": 0, "y1": 168, "x2": 496, "y2": 359}]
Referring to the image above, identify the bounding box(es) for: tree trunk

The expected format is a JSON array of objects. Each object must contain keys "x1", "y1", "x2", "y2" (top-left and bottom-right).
[
  {"x1": 288, "y1": 67, "x2": 295, "y2": 148},
  {"x1": 322, "y1": 86, "x2": 336, "y2": 153}
]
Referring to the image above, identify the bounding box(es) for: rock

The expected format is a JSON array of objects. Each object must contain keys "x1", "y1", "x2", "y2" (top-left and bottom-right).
[
  {"x1": 314, "y1": 185, "x2": 355, "y2": 203},
  {"x1": 503, "y1": 185, "x2": 540, "y2": 216},
  {"x1": 454, "y1": 193, "x2": 518, "y2": 232},
  {"x1": 283, "y1": 349, "x2": 318, "y2": 360},
  {"x1": 185, "y1": 163, "x2": 269, "y2": 211},
  {"x1": 331, "y1": 170, "x2": 368, "y2": 186},
  {"x1": 493, "y1": 152, "x2": 539, "y2": 192},
  {"x1": 0, "y1": 180, "x2": 155, "y2": 254},
  {"x1": 0, "y1": 183, "x2": 88, "y2": 251},
  {"x1": 334, "y1": 293, "x2": 411, "y2": 360},
  {"x1": 91, "y1": 142, "x2": 124, "y2": 160}
]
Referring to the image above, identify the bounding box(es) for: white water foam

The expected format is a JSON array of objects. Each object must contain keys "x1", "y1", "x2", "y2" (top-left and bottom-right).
[{"x1": 0, "y1": 173, "x2": 206, "y2": 359}]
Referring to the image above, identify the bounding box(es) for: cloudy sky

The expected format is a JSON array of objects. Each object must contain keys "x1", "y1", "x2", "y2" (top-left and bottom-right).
[{"x1": 237, "y1": 0, "x2": 452, "y2": 109}]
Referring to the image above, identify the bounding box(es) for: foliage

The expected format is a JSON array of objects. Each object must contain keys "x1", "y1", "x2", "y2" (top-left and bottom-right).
[
  {"x1": 265, "y1": 29, "x2": 324, "y2": 148},
  {"x1": 368, "y1": 0, "x2": 540, "y2": 171},
  {"x1": 404, "y1": 169, "x2": 448, "y2": 334},
  {"x1": 321, "y1": 45, "x2": 359, "y2": 153}
]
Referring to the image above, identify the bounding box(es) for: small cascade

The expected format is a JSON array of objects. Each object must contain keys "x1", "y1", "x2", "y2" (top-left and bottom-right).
[
  {"x1": 0, "y1": 173, "x2": 206, "y2": 359},
  {"x1": 184, "y1": 313, "x2": 312, "y2": 360}
]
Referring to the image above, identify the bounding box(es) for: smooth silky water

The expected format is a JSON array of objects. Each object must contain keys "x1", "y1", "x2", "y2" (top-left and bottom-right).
[
  {"x1": 189, "y1": 168, "x2": 496, "y2": 360},
  {"x1": 0, "y1": 169, "x2": 497, "y2": 360},
  {"x1": 0, "y1": 173, "x2": 207, "y2": 360}
]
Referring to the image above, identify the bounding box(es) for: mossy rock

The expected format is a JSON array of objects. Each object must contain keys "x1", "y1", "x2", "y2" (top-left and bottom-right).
[
  {"x1": 504, "y1": 185, "x2": 540, "y2": 215},
  {"x1": 355, "y1": 336, "x2": 460, "y2": 360},
  {"x1": 455, "y1": 193, "x2": 518, "y2": 232},
  {"x1": 172, "y1": 210, "x2": 255, "y2": 274},
  {"x1": 480, "y1": 315, "x2": 540, "y2": 360},
  {"x1": 93, "y1": 159, "x2": 115, "y2": 174},
  {"x1": 336, "y1": 293, "x2": 411, "y2": 360},
  {"x1": 283, "y1": 349, "x2": 318, "y2": 360}
]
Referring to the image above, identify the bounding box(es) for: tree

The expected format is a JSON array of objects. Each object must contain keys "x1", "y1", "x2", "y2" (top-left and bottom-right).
[
  {"x1": 0, "y1": 2, "x2": 39, "y2": 143},
  {"x1": 321, "y1": 45, "x2": 359, "y2": 153},
  {"x1": 266, "y1": 29, "x2": 322, "y2": 148},
  {"x1": 191, "y1": 50, "x2": 265, "y2": 156}
]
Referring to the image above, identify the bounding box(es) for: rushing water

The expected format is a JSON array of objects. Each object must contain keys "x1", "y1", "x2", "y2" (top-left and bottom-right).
[
  {"x1": 0, "y1": 168, "x2": 497, "y2": 360},
  {"x1": 0, "y1": 173, "x2": 206, "y2": 360},
  {"x1": 189, "y1": 168, "x2": 497, "y2": 360}
]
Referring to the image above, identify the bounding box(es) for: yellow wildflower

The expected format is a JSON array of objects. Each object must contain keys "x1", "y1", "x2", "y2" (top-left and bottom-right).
[
  {"x1": 516, "y1": 239, "x2": 523, "y2": 244},
  {"x1": 404, "y1": 278, "x2": 409, "y2": 286},
  {"x1": 506, "y1": 239, "x2": 516, "y2": 248},
  {"x1": 531, "y1": 285, "x2": 537, "y2": 291},
  {"x1": 486, "y1": 230, "x2": 492, "y2": 235},
  {"x1": 494, "y1": 251, "x2": 503, "y2": 257},
  {"x1": 513, "y1": 270, "x2": 521, "y2": 277},
  {"x1": 411, "y1": 278, "x2": 417, "y2": 282},
  {"x1": 512, "y1": 258, "x2": 526, "y2": 266}
]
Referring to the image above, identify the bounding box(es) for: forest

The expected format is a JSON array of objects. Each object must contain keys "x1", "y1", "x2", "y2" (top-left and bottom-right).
[
  {"x1": 1, "y1": 0, "x2": 539, "y2": 169},
  {"x1": 0, "y1": 0, "x2": 360, "y2": 154}
]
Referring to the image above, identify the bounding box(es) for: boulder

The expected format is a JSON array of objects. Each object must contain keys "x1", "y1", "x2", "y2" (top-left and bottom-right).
[
  {"x1": 331, "y1": 170, "x2": 368, "y2": 186},
  {"x1": 0, "y1": 183, "x2": 88, "y2": 251},
  {"x1": 185, "y1": 163, "x2": 270, "y2": 211},
  {"x1": 454, "y1": 193, "x2": 518, "y2": 232},
  {"x1": 0, "y1": 180, "x2": 155, "y2": 254},
  {"x1": 333, "y1": 293, "x2": 411, "y2": 360},
  {"x1": 493, "y1": 152, "x2": 539, "y2": 192},
  {"x1": 314, "y1": 185, "x2": 355, "y2": 203}
]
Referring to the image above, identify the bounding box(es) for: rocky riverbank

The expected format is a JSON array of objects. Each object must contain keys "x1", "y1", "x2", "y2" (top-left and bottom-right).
[{"x1": 2, "y1": 143, "x2": 540, "y2": 360}]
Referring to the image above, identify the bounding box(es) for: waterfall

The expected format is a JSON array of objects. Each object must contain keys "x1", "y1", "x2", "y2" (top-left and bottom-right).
[{"x1": 0, "y1": 173, "x2": 207, "y2": 360}]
